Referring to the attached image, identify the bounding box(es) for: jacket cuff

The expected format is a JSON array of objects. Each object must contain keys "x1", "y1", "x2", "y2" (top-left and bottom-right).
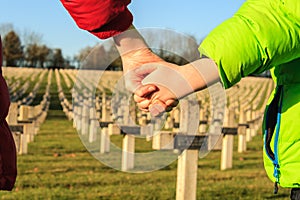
[{"x1": 90, "y1": 8, "x2": 133, "y2": 39}]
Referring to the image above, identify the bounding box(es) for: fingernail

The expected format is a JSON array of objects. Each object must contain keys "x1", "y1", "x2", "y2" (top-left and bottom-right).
[
  {"x1": 153, "y1": 104, "x2": 165, "y2": 113},
  {"x1": 150, "y1": 104, "x2": 165, "y2": 117},
  {"x1": 149, "y1": 107, "x2": 159, "y2": 116},
  {"x1": 148, "y1": 86, "x2": 156, "y2": 92}
]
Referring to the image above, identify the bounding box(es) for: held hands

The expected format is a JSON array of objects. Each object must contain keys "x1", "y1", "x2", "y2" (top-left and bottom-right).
[
  {"x1": 122, "y1": 48, "x2": 218, "y2": 116},
  {"x1": 133, "y1": 63, "x2": 195, "y2": 116},
  {"x1": 114, "y1": 27, "x2": 210, "y2": 116},
  {"x1": 122, "y1": 49, "x2": 182, "y2": 116},
  {"x1": 114, "y1": 27, "x2": 219, "y2": 116},
  {"x1": 123, "y1": 53, "x2": 196, "y2": 116},
  {"x1": 133, "y1": 64, "x2": 181, "y2": 116}
]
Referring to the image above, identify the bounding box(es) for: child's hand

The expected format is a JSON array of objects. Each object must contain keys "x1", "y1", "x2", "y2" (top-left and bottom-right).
[
  {"x1": 133, "y1": 63, "x2": 190, "y2": 116},
  {"x1": 123, "y1": 65, "x2": 157, "y2": 93},
  {"x1": 135, "y1": 58, "x2": 220, "y2": 116},
  {"x1": 133, "y1": 84, "x2": 179, "y2": 115}
]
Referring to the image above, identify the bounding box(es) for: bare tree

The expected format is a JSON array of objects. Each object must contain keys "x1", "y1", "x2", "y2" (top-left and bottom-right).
[
  {"x1": 51, "y1": 48, "x2": 65, "y2": 69},
  {"x1": 142, "y1": 29, "x2": 200, "y2": 65},
  {"x1": 25, "y1": 43, "x2": 39, "y2": 67},
  {"x1": 37, "y1": 45, "x2": 50, "y2": 68},
  {"x1": 22, "y1": 28, "x2": 43, "y2": 47},
  {"x1": 76, "y1": 43, "x2": 121, "y2": 70},
  {"x1": 75, "y1": 46, "x2": 93, "y2": 63},
  {"x1": 25, "y1": 44, "x2": 50, "y2": 67}
]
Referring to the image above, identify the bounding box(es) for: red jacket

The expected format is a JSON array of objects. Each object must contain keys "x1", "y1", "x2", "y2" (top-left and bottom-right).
[
  {"x1": 60, "y1": 0, "x2": 133, "y2": 39},
  {"x1": 0, "y1": 37, "x2": 17, "y2": 191}
]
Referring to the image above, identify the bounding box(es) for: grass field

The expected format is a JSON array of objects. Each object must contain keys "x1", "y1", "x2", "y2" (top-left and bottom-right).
[
  {"x1": 0, "y1": 73, "x2": 292, "y2": 200},
  {"x1": 0, "y1": 113, "x2": 292, "y2": 199}
]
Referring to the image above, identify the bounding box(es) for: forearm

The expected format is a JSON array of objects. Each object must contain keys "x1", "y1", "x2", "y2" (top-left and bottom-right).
[
  {"x1": 140, "y1": 58, "x2": 220, "y2": 101},
  {"x1": 113, "y1": 25, "x2": 163, "y2": 73},
  {"x1": 180, "y1": 58, "x2": 220, "y2": 93},
  {"x1": 113, "y1": 25, "x2": 148, "y2": 55}
]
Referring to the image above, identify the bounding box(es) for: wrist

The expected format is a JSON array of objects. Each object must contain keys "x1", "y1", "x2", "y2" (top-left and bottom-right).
[
  {"x1": 141, "y1": 63, "x2": 194, "y2": 99},
  {"x1": 179, "y1": 58, "x2": 220, "y2": 92},
  {"x1": 113, "y1": 25, "x2": 149, "y2": 55},
  {"x1": 122, "y1": 48, "x2": 163, "y2": 73}
]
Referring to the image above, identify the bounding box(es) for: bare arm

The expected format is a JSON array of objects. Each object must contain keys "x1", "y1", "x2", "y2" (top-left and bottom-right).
[{"x1": 113, "y1": 25, "x2": 165, "y2": 73}]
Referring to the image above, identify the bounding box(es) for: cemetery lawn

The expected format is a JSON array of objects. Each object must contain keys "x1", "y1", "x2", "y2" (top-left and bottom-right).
[{"x1": 0, "y1": 98, "x2": 291, "y2": 200}]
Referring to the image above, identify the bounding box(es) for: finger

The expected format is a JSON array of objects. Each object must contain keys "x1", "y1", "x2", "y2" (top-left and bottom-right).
[
  {"x1": 137, "y1": 99, "x2": 151, "y2": 110},
  {"x1": 134, "y1": 64, "x2": 158, "y2": 77},
  {"x1": 133, "y1": 94, "x2": 144, "y2": 103},
  {"x1": 134, "y1": 84, "x2": 157, "y2": 98},
  {"x1": 124, "y1": 66, "x2": 157, "y2": 93},
  {"x1": 138, "y1": 107, "x2": 149, "y2": 112},
  {"x1": 133, "y1": 93, "x2": 153, "y2": 104}
]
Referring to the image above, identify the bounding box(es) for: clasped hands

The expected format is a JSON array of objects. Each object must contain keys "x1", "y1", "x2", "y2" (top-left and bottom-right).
[{"x1": 122, "y1": 49, "x2": 199, "y2": 116}]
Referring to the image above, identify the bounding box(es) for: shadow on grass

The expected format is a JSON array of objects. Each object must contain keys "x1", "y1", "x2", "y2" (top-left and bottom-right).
[
  {"x1": 46, "y1": 110, "x2": 67, "y2": 120},
  {"x1": 264, "y1": 193, "x2": 290, "y2": 199}
]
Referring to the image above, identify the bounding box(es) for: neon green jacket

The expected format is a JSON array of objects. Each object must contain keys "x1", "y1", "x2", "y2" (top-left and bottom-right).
[{"x1": 200, "y1": 0, "x2": 300, "y2": 189}]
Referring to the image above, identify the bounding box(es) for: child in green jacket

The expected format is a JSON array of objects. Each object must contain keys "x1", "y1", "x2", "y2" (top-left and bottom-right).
[
  {"x1": 200, "y1": 0, "x2": 300, "y2": 198},
  {"x1": 138, "y1": 0, "x2": 300, "y2": 198}
]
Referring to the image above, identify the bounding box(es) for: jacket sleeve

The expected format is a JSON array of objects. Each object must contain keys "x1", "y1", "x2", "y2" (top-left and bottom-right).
[
  {"x1": 199, "y1": 0, "x2": 300, "y2": 88},
  {"x1": 60, "y1": 0, "x2": 133, "y2": 39}
]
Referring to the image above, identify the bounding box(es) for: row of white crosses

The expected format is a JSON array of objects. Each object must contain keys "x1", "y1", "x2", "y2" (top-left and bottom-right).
[
  {"x1": 9, "y1": 81, "x2": 30, "y2": 102},
  {"x1": 56, "y1": 68, "x2": 274, "y2": 200},
  {"x1": 237, "y1": 78, "x2": 274, "y2": 144},
  {"x1": 71, "y1": 87, "x2": 150, "y2": 171},
  {"x1": 70, "y1": 77, "x2": 272, "y2": 170},
  {"x1": 72, "y1": 89, "x2": 99, "y2": 143},
  {"x1": 59, "y1": 68, "x2": 273, "y2": 159},
  {"x1": 6, "y1": 69, "x2": 52, "y2": 155},
  {"x1": 90, "y1": 83, "x2": 230, "y2": 200},
  {"x1": 18, "y1": 70, "x2": 48, "y2": 105},
  {"x1": 65, "y1": 69, "x2": 275, "y2": 200},
  {"x1": 55, "y1": 68, "x2": 274, "y2": 195},
  {"x1": 55, "y1": 69, "x2": 109, "y2": 146},
  {"x1": 59, "y1": 69, "x2": 73, "y2": 89},
  {"x1": 55, "y1": 69, "x2": 73, "y2": 120},
  {"x1": 102, "y1": 91, "x2": 237, "y2": 200},
  {"x1": 3, "y1": 67, "x2": 44, "y2": 103},
  {"x1": 216, "y1": 77, "x2": 274, "y2": 153}
]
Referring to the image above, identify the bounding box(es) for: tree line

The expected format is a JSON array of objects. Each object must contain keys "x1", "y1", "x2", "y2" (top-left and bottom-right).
[
  {"x1": 1, "y1": 28, "x2": 127, "y2": 70},
  {"x1": 2, "y1": 29, "x2": 67, "y2": 69},
  {"x1": 1, "y1": 24, "x2": 202, "y2": 70}
]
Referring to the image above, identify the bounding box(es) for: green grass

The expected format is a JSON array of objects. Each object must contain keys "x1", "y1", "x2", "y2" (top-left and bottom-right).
[{"x1": 0, "y1": 112, "x2": 291, "y2": 199}]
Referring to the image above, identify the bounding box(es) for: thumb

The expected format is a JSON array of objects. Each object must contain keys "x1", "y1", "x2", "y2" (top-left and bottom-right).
[
  {"x1": 134, "y1": 63, "x2": 158, "y2": 77},
  {"x1": 123, "y1": 63, "x2": 158, "y2": 93}
]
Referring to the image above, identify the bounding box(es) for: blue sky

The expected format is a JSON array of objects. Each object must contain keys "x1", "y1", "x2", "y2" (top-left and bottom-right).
[{"x1": 0, "y1": 0, "x2": 245, "y2": 58}]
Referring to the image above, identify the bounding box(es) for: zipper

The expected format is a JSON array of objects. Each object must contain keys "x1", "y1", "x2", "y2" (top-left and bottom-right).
[
  {"x1": 263, "y1": 85, "x2": 283, "y2": 194},
  {"x1": 274, "y1": 92, "x2": 283, "y2": 194}
]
